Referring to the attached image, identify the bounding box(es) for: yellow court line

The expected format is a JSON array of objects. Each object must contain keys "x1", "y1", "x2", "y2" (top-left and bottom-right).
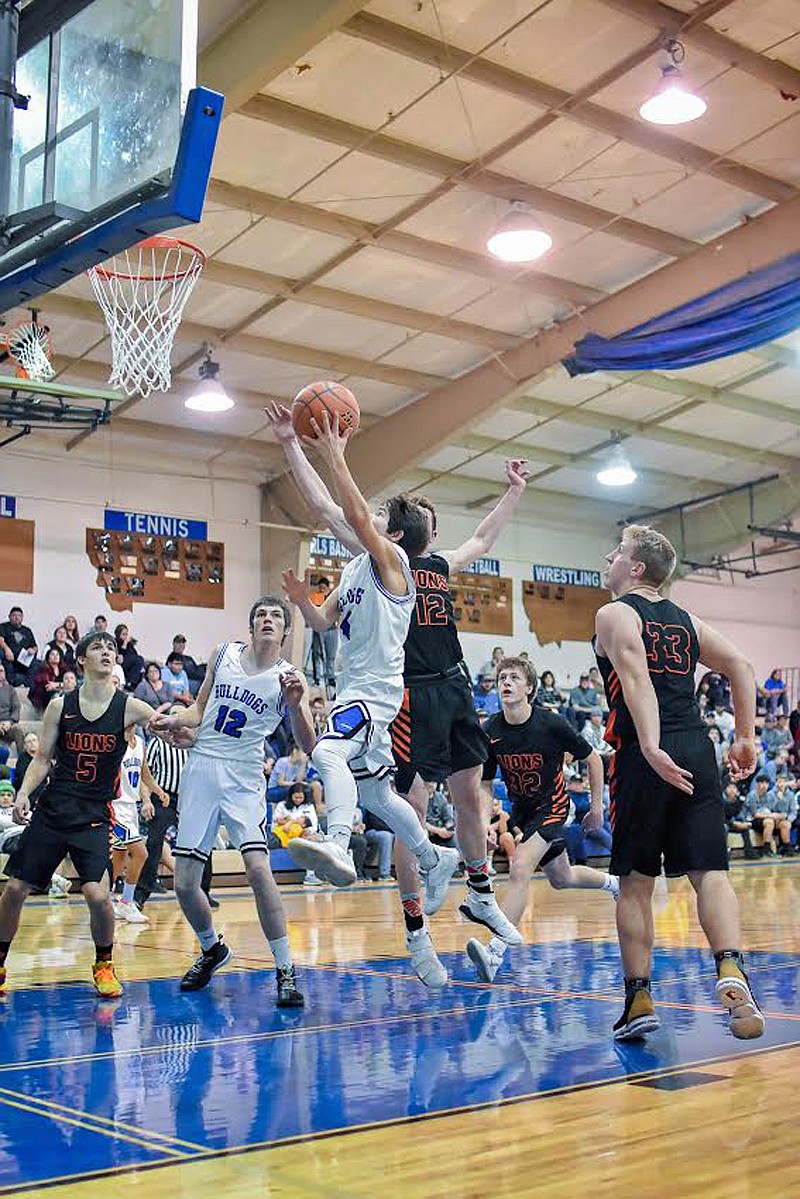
[
  {"x1": 0, "y1": 1094, "x2": 188, "y2": 1157},
  {"x1": 0, "y1": 1088, "x2": 205, "y2": 1152}
]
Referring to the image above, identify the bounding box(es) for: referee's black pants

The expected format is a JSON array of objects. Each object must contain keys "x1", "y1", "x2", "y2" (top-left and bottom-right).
[{"x1": 135, "y1": 795, "x2": 178, "y2": 908}]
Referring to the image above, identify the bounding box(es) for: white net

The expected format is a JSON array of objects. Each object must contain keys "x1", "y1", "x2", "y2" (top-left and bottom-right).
[
  {"x1": 7, "y1": 323, "x2": 55, "y2": 382},
  {"x1": 88, "y1": 236, "x2": 205, "y2": 397}
]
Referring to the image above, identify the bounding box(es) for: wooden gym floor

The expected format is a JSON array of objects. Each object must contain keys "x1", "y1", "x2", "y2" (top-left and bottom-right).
[{"x1": 1, "y1": 860, "x2": 798, "y2": 1198}]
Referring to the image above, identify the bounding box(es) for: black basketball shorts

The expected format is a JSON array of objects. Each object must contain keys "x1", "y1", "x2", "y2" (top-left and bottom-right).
[
  {"x1": 510, "y1": 795, "x2": 570, "y2": 866},
  {"x1": 609, "y1": 728, "x2": 728, "y2": 878},
  {"x1": 6, "y1": 807, "x2": 113, "y2": 892},
  {"x1": 390, "y1": 671, "x2": 488, "y2": 795}
]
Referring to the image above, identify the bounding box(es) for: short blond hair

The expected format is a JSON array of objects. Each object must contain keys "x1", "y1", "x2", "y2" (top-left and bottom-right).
[{"x1": 623, "y1": 524, "x2": 676, "y2": 587}]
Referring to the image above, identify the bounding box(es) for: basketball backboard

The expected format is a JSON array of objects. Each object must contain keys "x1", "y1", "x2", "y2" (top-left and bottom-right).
[{"x1": 0, "y1": 0, "x2": 222, "y2": 313}]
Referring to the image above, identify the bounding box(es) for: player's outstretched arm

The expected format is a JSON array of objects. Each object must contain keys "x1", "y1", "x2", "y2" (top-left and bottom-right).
[
  {"x1": 595, "y1": 603, "x2": 693, "y2": 795},
  {"x1": 13, "y1": 697, "x2": 61, "y2": 823},
  {"x1": 304, "y1": 410, "x2": 408, "y2": 594},
  {"x1": 443, "y1": 459, "x2": 529, "y2": 572},
  {"x1": 280, "y1": 668, "x2": 316, "y2": 753},
  {"x1": 149, "y1": 652, "x2": 217, "y2": 738},
  {"x1": 283, "y1": 570, "x2": 339, "y2": 632},
  {"x1": 694, "y1": 617, "x2": 757, "y2": 781},
  {"x1": 265, "y1": 402, "x2": 363, "y2": 555}
]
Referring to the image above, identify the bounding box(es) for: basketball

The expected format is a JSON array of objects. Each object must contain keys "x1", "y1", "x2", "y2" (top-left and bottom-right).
[{"x1": 291, "y1": 380, "x2": 360, "y2": 441}]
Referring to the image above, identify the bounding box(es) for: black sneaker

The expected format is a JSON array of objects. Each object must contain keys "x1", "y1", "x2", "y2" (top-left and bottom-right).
[
  {"x1": 206, "y1": 894, "x2": 220, "y2": 909},
  {"x1": 153, "y1": 879, "x2": 168, "y2": 894},
  {"x1": 112, "y1": 877, "x2": 124, "y2": 895},
  {"x1": 276, "y1": 964, "x2": 304, "y2": 1008},
  {"x1": 180, "y1": 938, "x2": 232, "y2": 991}
]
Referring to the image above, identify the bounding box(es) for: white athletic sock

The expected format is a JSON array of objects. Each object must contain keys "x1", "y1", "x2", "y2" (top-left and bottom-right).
[
  {"x1": 489, "y1": 935, "x2": 507, "y2": 960},
  {"x1": 358, "y1": 776, "x2": 436, "y2": 866},
  {"x1": 269, "y1": 935, "x2": 292, "y2": 970},
  {"x1": 122, "y1": 882, "x2": 136, "y2": 905},
  {"x1": 198, "y1": 928, "x2": 218, "y2": 952},
  {"x1": 601, "y1": 874, "x2": 615, "y2": 891},
  {"x1": 311, "y1": 737, "x2": 360, "y2": 849}
]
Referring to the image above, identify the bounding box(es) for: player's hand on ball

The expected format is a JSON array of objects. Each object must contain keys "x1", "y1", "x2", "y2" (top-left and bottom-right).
[
  {"x1": 727, "y1": 737, "x2": 757, "y2": 781},
  {"x1": 582, "y1": 805, "x2": 603, "y2": 832},
  {"x1": 264, "y1": 401, "x2": 297, "y2": 444},
  {"x1": 13, "y1": 794, "x2": 30, "y2": 824},
  {"x1": 304, "y1": 409, "x2": 351, "y2": 461},
  {"x1": 641, "y1": 745, "x2": 694, "y2": 795},
  {"x1": 505, "y1": 459, "x2": 529, "y2": 490},
  {"x1": 282, "y1": 569, "x2": 309, "y2": 605},
  {"x1": 280, "y1": 669, "x2": 307, "y2": 709}
]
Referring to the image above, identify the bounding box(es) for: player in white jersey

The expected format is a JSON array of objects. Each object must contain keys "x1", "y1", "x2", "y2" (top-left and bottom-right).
[
  {"x1": 275, "y1": 407, "x2": 460, "y2": 904},
  {"x1": 151, "y1": 595, "x2": 315, "y2": 1005},
  {"x1": 111, "y1": 728, "x2": 167, "y2": 924}
]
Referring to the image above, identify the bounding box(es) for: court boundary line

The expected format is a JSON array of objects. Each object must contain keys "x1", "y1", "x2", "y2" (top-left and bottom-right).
[
  {"x1": 0, "y1": 1087, "x2": 206, "y2": 1151},
  {"x1": 0, "y1": 1093, "x2": 189, "y2": 1158},
  {"x1": 1, "y1": 1039, "x2": 797, "y2": 1196}
]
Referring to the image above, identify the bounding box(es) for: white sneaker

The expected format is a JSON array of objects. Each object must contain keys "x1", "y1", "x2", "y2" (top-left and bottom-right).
[
  {"x1": 406, "y1": 928, "x2": 447, "y2": 989},
  {"x1": 287, "y1": 838, "x2": 357, "y2": 887},
  {"x1": 116, "y1": 900, "x2": 148, "y2": 924},
  {"x1": 608, "y1": 874, "x2": 620, "y2": 901},
  {"x1": 458, "y1": 889, "x2": 523, "y2": 945},
  {"x1": 466, "y1": 937, "x2": 505, "y2": 983},
  {"x1": 303, "y1": 871, "x2": 324, "y2": 887},
  {"x1": 421, "y1": 846, "x2": 460, "y2": 916},
  {"x1": 49, "y1": 873, "x2": 71, "y2": 897}
]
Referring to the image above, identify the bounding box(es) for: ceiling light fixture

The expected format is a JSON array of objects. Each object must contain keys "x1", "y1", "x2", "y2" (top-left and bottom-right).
[
  {"x1": 596, "y1": 436, "x2": 638, "y2": 488},
  {"x1": 487, "y1": 201, "x2": 552, "y2": 263},
  {"x1": 184, "y1": 347, "x2": 234, "y2": 413},
  {"x1": 640, "y1": 40, "x2": 706, "y2": 126}
]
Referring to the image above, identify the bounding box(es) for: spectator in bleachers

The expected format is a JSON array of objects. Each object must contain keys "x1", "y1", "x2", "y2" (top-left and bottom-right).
[
  {"x1": 267, "y1": 744, "x2": 309, "y2": 805},
  {"x1": 61, "y1": 669, "x2": 78, "y2": 695},
  {"x1": 425, "y1": 784, "x2": 457, "y2": 851},
  {"x1": 473, "y1": 673, "x2": 501, "y2": 718},
  {"x1": 707, "y1": 724, "x2": 728, "y2": 778},
  {"x1": 134, "y1": 661, "x2": 172, "y2": 713},
  {"x1": 761, "y1": 669, "x2": 789, "y2": 717},
  {"x1": 13, "y1": 731, "x2": 48, "y2": 807},
  {"x1": 568, "y1": 673, "x2": 599, "y2": 730},
  {"x1": 488, "y1": 796, "x2": 518, "y2": 861},
  {"x1": 62, "y1": 614, "x2": 81, "y2": 654},
  {"x1": 93, "y1": 615, "x2": 108, "y2": 633},
  {"x1": 478, "y1": 646, "x2": 504, "y2": 682},
  {"x1": 535, "y1": 670, "x2": 564, "y2": 714},
  {"x1": 310, "y1": 694, "x2": 328, "y2": 737},
  {"x1": 161, "y1": 652, "x2": 193, "y2": 705},
  {"x1": 168, "y1": 635, "x2": 206, "y2": 695},
  {"x1": 698, "y1": 670, "x2": 731, "y2": 710},
  {"x1": 44, "y1": 625, "x2": 75, "y2": 671},
  {"x1": 764, "y1": 712, "x2": 793, "y2": 755},
  {"x1": 28, "y1": 647, "x2": 65, "y2": 714},
  {"x1": 115, "y1": 624, "x2": 145, "y2": 691},
  {"x1": 364, "y1": 808, "x2": 394, "y2": 881},
  {"x1": 773, "y1": 777, "x2": 798, "y2": 855},
  {"x1": 309, "y1": 579, "x2": 338, "y2": 698},
  {"x1": 271, "y1": 783, "x2": 319, "y2": 847},
  {"x1": 0, "y1": 663, "x2": 24, "y2": 754},
  {"x1": 711, "y1": 701, "x2": 735, "y2": 740},
  {"x1": 588, "y1": 666, "x2": 608, "y2": 712},
  {"x1": 722, "y1": 781, "x2": 758, "y2": 859},
  {"x1": 0, "y1": 606, "x2": 38, "y2": 686},
  {"x1": 745, "y1": 775, "x2": 782, "y2": 856},
  {"x1": 581, "y1": 708, "x2": 614, "y2": 764}
]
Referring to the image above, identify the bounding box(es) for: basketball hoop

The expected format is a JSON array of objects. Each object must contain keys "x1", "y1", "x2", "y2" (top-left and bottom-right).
[
  {"x1": 88, "y1": 235, "x2": 205, "y2": 398},
  {"x1": 4, "y1": 315, "x2": 55, "y2": 382}
]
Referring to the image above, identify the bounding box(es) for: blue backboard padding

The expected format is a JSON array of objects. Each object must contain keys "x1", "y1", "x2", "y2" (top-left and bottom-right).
[{"x1": 0, "y1": 86, "x2": 224, "y2": 314}]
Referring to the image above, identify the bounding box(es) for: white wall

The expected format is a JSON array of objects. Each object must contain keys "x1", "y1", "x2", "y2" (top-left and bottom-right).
[{"x1": 0, "y1": 451, "x2": 262, "y2": 661}]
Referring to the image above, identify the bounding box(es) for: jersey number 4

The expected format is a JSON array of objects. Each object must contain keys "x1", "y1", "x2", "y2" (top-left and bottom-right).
[
  {"x1": 214, "y1": 705, "x2": 247, "y2": 738},
  {"x1": 644, "y1": 622, "x2": 692, "y2": 675}
]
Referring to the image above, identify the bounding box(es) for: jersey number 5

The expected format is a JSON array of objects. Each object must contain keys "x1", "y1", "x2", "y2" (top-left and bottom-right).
[
  {"x1": 214, "y1": 705, "x2": 247, "y2": 738},
  {"x1": 644, "y1": 622, "x2": 692, "y2": 675}
]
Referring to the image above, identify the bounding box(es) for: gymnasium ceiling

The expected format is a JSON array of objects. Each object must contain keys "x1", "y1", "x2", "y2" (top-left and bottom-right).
[{"x1": 8, "y1": 0, "x2": 800, "y2": 536}]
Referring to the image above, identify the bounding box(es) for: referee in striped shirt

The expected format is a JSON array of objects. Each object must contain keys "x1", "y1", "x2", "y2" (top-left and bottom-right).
[{"x1": 135, "y1": 731, "x2": 187, "y2": 909}]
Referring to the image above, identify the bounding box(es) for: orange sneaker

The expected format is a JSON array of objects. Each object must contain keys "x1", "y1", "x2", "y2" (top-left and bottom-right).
[{"x1": 92, "y1": 960, "x2": 123, "y2": 998}]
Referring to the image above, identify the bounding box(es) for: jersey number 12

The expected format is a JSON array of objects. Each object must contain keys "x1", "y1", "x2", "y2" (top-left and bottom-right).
[{"x1": 214, "y1": 705, "x2": 247, "y2": 738}]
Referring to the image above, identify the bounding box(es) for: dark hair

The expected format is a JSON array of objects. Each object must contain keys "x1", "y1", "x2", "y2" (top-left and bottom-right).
[
  {"x1": 76, "y1": 630, "x2": 117, "y2": 662},
  {"x1": 317, "y1": 577, "x2": 330, "y2": 588},
  {"x1": 166, "y1": 652, "x2": 184, "y2": 666},
  {"x1": 94, "y1": 614, "x2": 107, "y2": 622},
  {"x1": 145, "y1": 660, "x2": 162, "y2": 676},
  {"x1": 289, "y1": 783, "x2": 307, "y2": 800},
  {"x1": 540, "y1": 670, "x2": 555, "y2": 687},
  {"x1": 496, "y1": 655, "x2": 538, "y2": 699},
  {"x1": 8, "y1": 606, "x2": 22, "y2": 617},
  {"x1": 413, "y1": 494, "x2": 437, "y2": 539},
  {"x1": 249, "y1": 594, "x2": 292, "y2": 634},
  {"x1": 385, "y1": 495, "x2": 430, "y2": 557},
  {"x1": 45, "y1": 646, "x2": 63, "y2": 667}
]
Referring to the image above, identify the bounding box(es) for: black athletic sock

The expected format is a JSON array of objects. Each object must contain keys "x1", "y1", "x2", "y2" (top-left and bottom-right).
[
  {"x1": 466, "y1": 858, "x2": 492, "y2": 895},
  {"x1": 714, "y1": 949, "x2": 744, "y2": 974},
  {"x1": 95, "y1": 944, "x2": 114, "y2": 963},
  {"x1": 624, "y1": 976, "x2": 651, "y2": 1001},
  {"x1": 0, "y1": 941, "x2": 10, "y2": 967},
  {"x1": 401, "y1": 894, "x2": 424, "y2": 933}
]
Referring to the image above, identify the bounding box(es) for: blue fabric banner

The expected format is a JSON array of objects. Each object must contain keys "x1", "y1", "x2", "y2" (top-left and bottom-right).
[
  {"x1": 563, "y1": 252, "x2": 800, "y2": 376},
  {"x1": 104, "y1": 510, "x2": 207, "y2": 539}
]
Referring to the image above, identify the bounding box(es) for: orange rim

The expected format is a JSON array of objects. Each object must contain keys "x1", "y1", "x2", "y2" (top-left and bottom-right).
[{"x1": 92, "y1": 235, "x2": 206, "y2": 282}]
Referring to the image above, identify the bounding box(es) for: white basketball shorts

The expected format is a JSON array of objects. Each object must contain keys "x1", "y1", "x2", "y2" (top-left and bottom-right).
[
  {"x1": 111, "y1": 799, "x2": 143, "y2": 847},
  {"x1": 174, "y1": 753, "x2": 268, "y2": 861},
  {"x1": 319, "y1": 691, "x2": 399, "y2": 780}
]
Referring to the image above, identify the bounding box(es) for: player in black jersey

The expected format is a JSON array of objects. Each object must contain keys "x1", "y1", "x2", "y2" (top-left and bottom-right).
[
  {"x1": 595, "y1": 524, "x2": 763, "y2": 1042},
  {"x1": 0, "y1": 632, "x2": 156, "y2": 998},
  {"x1": 268, "y1": 394, "x2": 530, "y2": 985},
  {"x1": 465, "y1": 657, "x2": 618, "y2": 983}
]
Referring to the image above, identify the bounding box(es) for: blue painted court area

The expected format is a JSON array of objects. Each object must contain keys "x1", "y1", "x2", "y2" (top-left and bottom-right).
[{"x1": 0, "y1": 943, "x2": 797, "y2": 1190}]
